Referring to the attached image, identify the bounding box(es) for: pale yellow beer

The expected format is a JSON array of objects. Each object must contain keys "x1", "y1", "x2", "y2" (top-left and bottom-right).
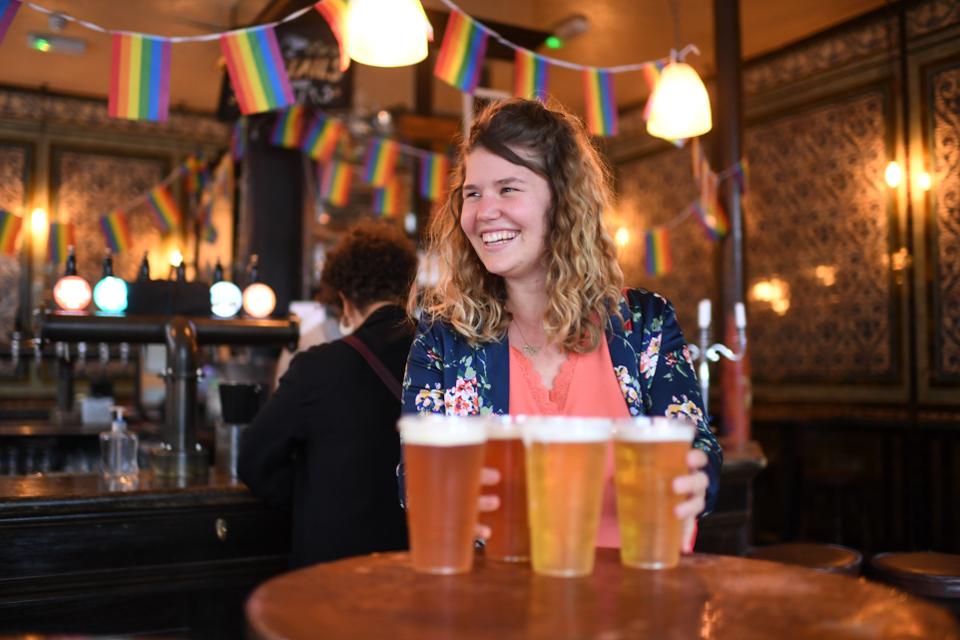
[
  {"x1": 399, "y1": 415, "x2": 486, "y2": 574},
  {"x1": 613, "y1": 417, "x2": 695, "y2": 569},
  {"x1": 523, "y1": 417, "x2": 611, "y2": 577},
  {"x1": 479, "y1": 416, "x2": 529, "y2": 562}
]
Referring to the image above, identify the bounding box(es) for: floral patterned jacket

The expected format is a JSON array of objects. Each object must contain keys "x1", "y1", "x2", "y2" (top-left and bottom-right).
[{"x1": 401, "y1": 288, "x2": 723, "y2": 514}]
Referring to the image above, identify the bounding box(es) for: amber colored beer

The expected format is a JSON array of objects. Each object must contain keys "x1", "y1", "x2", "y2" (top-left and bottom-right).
[
  {"x1": 479, "y1": 417, "x2": 529, "y2": 562},
  {"x1": 399, "y1": 415, "x2": 486, "y2": 574},
  {"x1": 523, "y1": 417, "x2": 611, "y2": 577},
  {"x1": 613, "y1": 417, "x2": 695, "y2": 569}
]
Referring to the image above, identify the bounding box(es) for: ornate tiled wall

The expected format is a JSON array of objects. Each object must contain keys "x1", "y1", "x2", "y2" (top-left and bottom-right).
[
  {"x1": 0, "y1": 143, "x2": 27, "y2": 338},
  {"x1": 931, "y1": 65, "x2": 960, "y2": 379},
  {"x1": 744, "y1": 91, "x2": 895, "y2": 383},
  {"x1": 51, "y1": 150, "x2": 168, "y2": 281},
  {"x1": 615, "y1": 147, "x2": 715, "y2": 333}
]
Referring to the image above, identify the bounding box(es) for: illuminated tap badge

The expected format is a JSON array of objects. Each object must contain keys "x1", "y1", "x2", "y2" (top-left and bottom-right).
[{"x1": 210, "y1": 281, "x2": 243, "y2": 318}]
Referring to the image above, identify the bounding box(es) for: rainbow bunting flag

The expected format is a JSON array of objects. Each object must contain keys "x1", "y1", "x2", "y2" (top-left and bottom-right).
[
  {"x1": 692, "y1": 202, "x2": 728, "y2": 242},
  {"x1": 434, "y1": 11, "x2": 489, "y2": 94},
  {"x1": 271, "y1": 104, "x2": 308, "y2": 148},
  {"x1": 362, "y1": 139, "x2": 401, "y2": 187},
  {"x1": 108, "y1": 33, "x2": 172, "y2": 122},
  {"x1": 220, "y1": 26, "x2": 294, "y2": 115},
  {"x1": 302, "y1": 116, "x2": 343, "y2": 163},
  {"x1": 641, "y1": 60, "x2": 666, "y2": 120},
  {"x1": 0, "y1": 0, "x2": 21, "y2": 47},
  {"x1": 0, "y1": 209, "x2": 22, "y2": 256},
  {"x1": 583, "y1": 69, "x2": 618, "y2": 136},
  {"x1": 373, "y1": 179, "x2": 405, "y2": 218},
  {"x1": 319, "y1": 161, "x2": 353, "y2": 207},
  {"x1": 146, "y1": 185, "x2": 182, "y2": 234},
  {"x1": 419, "y1": 152, "x2": 450, "y2": 202},
  {"x1": 231, "y1": 118, "x2": 247, "y2": 162},
  {"x1": 644, "y1": 227, "x2": 672, "y2": 277},
  {"x1": 47, "y1": 222, "x2": 75, "y2": 265},
  {"x1": 314, "y1": 0, "x2": 350, "y2": 72},
  {"x1": 183, "y1": 155, "x2": 207, "y2": 199},
  {"x1": 99, "y1": 211, "x2": 132, "y2": 254},
  {"x1": 514, "y1": 49, "x2": 549, "y2": 101}
]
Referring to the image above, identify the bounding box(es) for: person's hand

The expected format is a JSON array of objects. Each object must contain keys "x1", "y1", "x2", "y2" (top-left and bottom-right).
[
  {"x1": 475, "y1": 467, "x2": 501, "y2": 541},
  {"x1": 673, "y1": 448, "x2": 709, "y2": 554}
]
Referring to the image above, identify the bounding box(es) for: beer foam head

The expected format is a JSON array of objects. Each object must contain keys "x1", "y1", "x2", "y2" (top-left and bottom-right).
[
  {"x1": 520, "y1": 416, "x2": 612, "y2": 444},
  {"x1": 398, "y1": 414, "x2": 487, "y2": 446},
  {"x1": 613, "y1": 416, "x2": 695, "y2": 443},
  {"x1": 484, "y1": 415, "x2": 523, "y2": 439}
]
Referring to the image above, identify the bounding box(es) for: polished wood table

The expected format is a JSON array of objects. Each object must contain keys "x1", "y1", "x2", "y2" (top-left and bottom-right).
[{"x1": 246, "y1": 550, "x2": 960, "y2": 639}]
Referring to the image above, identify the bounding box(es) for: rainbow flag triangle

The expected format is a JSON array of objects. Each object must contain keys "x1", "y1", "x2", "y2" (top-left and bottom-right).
[
  {"x1": 0, "y1": 209, "x2": 22, "y2": 257},
  {"x1": 48, "y1": 222, "x2": 75, "y2": 265},
  {"x1": 302, "y1": 116, "x2": 344, "y2": 163},
  {"x1": 319, "y1": 161, "x2": 353, "y2": 207},
  {"x1": 99, "y1": 211, "x2": 132, "y2": 254},
  {"x1": 419, "y1": 152, "x2": 450, "y2": 202},
  {"x1": 0, "y1": 0, "x2": 21, "y2": 47},
  {"x1": 314, "y1": 0, "x2": 350, "y2": 72},
  {"x1": 583, "y1": 69, "x2": 618, "y2": 136},
  {"x1": 271, "y1": 104, "x2": 308, "y2": 148},
  {"x1": 373, "y1": 179, "x2": 405, "y2": 218},
  {"x1": 146, "y1": 185, "x2": 182, "y2": 235},
  {"x1": 644, "y1": 227, "x2": 672, "y2": 277},
  {"x1": 362, "y1": 139, "x2": 401, "y2": 187},
  {"x1": 692, "y1": 202, "x2": 728, "y2": 242},
  {"x1": 514, "y1": 49, "x2": 549, "y2": 101},
  {"x1": 220, "y1": 26, "x2": 294, "y2": 115},
  {"x1": 108, "y1": 33, "x2": 172, "y2": 122},
  {"x1": 434, "y1": 11, "x2": 489, "y2": 94}
]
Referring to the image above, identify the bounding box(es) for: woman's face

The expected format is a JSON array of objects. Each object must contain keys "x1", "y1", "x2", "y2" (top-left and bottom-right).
[{"x1": 460, "y1": 146, "x2": 552, "y2": 287}]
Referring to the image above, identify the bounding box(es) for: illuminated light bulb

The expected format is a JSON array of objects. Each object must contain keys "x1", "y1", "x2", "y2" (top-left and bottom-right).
[
  {"x1": 170, "y1": 250, "x2": 183, "y2": 268},
  {"x1": 243, "y1": 283, "x2": 276, "y2": 318},
  {"x1": 884, "y1": 161, "x2": 902, "y2": 188},
  {"x1": 346, "y1": 0, "x2": 430, "y2": 67},
  {"x1": 615, "y1": 227, "x2": 630, "y2": 248},
  {"x1": 916, "y1": 171, "x2": 932, "y2": 191},
  {"x1": 31, "y1": 208, "x2": 48, "y2": 237},
  {"x1": 53, "y1": 245, "x2": 92, "y2": 312},
  {"x1": 646, "y1": 60, "x2": 713, "y2": 140},
  {"x1": 93, "y1": 251, "x2": 128, "y2": 313},
  {"x1": 210, "y1": 260, "x2": 242, "y2": 318}
]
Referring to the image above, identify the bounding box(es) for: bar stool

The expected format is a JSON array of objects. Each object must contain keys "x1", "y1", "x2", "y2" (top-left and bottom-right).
[
  {"x1": 747, "y1": 543, "x2": 863, "y2": 577},
  {"x1": 869, "y1": 552, "x2": 960, "y2": 618}
]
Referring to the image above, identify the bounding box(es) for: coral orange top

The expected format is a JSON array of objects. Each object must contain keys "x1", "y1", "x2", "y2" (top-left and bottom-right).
[{"x1": 509, "y1": 336, "x2": 630, "y2": 548}]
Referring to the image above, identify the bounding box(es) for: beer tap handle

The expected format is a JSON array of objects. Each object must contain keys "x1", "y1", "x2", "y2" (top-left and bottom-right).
[
  {"x1": 10, "y1": 331, "x2": 20, "y2": 370},
  {"x1": 76, "y1": 341, "x2": 87, "y2": 369},
  {"x1": 119, "y1": 342, "x2": 130, "y2": 368},
  {"x1": 98, "y1": 342, "x2": 110, "y2": 365}
]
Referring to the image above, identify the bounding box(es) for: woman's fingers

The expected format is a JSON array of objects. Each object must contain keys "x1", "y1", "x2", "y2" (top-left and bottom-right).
[
  {"x1": 478, "y1": 494, "x2": 500, "y2": 512},
  {"x1": 672, "y1": 470, "x2": 708, "y2": 496},
  {"x1": 481, "y1": 467, "x2": 501, "y2": 486}
]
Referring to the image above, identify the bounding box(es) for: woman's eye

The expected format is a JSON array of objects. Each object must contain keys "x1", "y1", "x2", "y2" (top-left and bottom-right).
[
  {"x1": 501, "y1": 187, "x2": 517, "y2": 194},
  {"x1": 463, "y1": 191, "x2": 479, "y2": 200}
]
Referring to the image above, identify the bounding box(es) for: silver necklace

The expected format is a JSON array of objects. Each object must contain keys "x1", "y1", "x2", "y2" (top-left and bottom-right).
[{"x1": 512, "y1": 320, "x2": 542, "y2": 357}]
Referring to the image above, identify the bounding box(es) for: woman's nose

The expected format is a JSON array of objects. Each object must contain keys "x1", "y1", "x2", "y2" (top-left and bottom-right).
[{"x1": 477, "y1": 193, "x2": 500, "y2": 219}]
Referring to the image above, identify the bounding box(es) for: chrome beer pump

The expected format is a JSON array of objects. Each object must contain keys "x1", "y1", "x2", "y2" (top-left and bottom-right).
[{"x1": 687, "y1": 299, "x2": 747, "y2": 417}]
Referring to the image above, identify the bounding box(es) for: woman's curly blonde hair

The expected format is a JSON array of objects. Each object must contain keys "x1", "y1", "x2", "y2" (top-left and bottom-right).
[{"x1": 415, "y1": 98, "x2": 623, "y2": 353}]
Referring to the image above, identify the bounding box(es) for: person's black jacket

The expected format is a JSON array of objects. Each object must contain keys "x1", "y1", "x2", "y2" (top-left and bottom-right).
[{"x1": 239, "y1": 304, "x2": 412, "y2": 568}]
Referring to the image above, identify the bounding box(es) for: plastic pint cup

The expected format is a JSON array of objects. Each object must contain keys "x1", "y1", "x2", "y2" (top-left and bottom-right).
[
  {"x1": 478, "y1": 415, "x2": 530, "y2": 562},
  {"x1": 399, "y1": 415, "x2": 487, "y2": 574},
  {"x1": 523, "y1": 417, "x2": 611, "y2": 577},
  {"x1": 613, "y1": 417, "x2": 695, "y2": 569}
]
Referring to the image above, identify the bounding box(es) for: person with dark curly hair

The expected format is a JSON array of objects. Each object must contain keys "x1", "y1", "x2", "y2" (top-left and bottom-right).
[{"x1": 240, "y1": 220, "x2": 418, "y2": 568}]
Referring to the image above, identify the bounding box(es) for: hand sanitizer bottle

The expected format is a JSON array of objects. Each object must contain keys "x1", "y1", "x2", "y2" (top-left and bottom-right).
[{"x1": 100, "y1": 407, "x2": 138, "y2": 483}]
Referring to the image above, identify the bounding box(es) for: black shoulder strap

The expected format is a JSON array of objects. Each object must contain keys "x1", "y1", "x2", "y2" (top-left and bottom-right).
[{"x1": 342, "y1": 335, "x2": 402, "y2": 402}]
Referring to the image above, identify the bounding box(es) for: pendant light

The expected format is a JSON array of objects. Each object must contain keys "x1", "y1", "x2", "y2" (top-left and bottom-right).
[
  {"x1": 346, "y1": 0, "x2": 431, "y2": 68},
  {"x1": 646, "y1": 52, "x2": 713, "y2": 140}
]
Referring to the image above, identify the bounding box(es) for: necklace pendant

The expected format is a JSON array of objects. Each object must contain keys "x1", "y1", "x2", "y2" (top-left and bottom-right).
[{"x1": 522, "y1": 344, "x2": 540, "y2": 357}]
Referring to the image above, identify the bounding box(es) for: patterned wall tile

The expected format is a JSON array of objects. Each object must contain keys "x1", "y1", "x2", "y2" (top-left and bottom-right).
[
  {"x1": 930, "y1": 65, "x2": 960, "y2": 378},
  {"x1": 744, "y1": 90, "x2": 896, "y2": 383},
  {"x1": 51, "y1": 150, "x2": 168, "y2": 282},
  {"x1": 0, "y1": 143, "x2": 27, "y2": 339},
  {"x1": 615, "y1": 147, "x2": 716, "y2": 335}
]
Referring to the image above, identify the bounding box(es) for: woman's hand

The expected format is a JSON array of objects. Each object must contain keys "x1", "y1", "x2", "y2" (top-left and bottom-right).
[
  {"x1": 673, "y1": 448, "x2": 709, "y2": 553},
  {"x1": 475, "y1": 467, "x2": 501, "y2": 541}
]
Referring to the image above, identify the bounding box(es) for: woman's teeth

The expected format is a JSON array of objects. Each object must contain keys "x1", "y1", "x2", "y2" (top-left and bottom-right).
[{"x1": 482, "y1": 231, "x2": 518, "y2": 245}]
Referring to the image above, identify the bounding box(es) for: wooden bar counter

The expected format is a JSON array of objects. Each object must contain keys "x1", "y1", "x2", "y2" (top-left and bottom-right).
[
  {"x1": 247, "y1": 550, "x2": 960, "y2": 640},
  {"x1": 0, "y1": 469, "x2": 290, "y2": 637}
]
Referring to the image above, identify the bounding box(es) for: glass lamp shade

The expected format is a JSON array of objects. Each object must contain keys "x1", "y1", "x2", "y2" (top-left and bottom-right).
[
  {"x1": 93, "y1": 276, "x2": 129, "y2": 313},
  {"x1": 53, "y1": 275, "x2": 92, "y2": 311},
  {"x1": 646, "y1": 61, "x2": 713, "y2": 140},
  {"x1": 210, "y1": 281, "x2": 243, "y2": 318},
  {"x1": 346, "y1": 0, "x2": 429, "y2": 67},
  {"x1": 242, "y1": 283, "x2": 277, "y2": 319},
  {"x1": 884, "y1": 161, "x2": 902, "y2": 188}
]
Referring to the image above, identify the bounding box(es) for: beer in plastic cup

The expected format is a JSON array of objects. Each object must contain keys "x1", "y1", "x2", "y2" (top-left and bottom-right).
[
  {"x1": 523, "y1": 416, "x2": 611, "y2": 577},
  {"x1": 399, "y1": 415, "x2": 487, "y2": 574},
  {"x1": 479, "y1": 415, "x2": 530, "y2": 562},
  {"x1": 613, "y1": 416, "x2": 695, "y2": 569}
]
